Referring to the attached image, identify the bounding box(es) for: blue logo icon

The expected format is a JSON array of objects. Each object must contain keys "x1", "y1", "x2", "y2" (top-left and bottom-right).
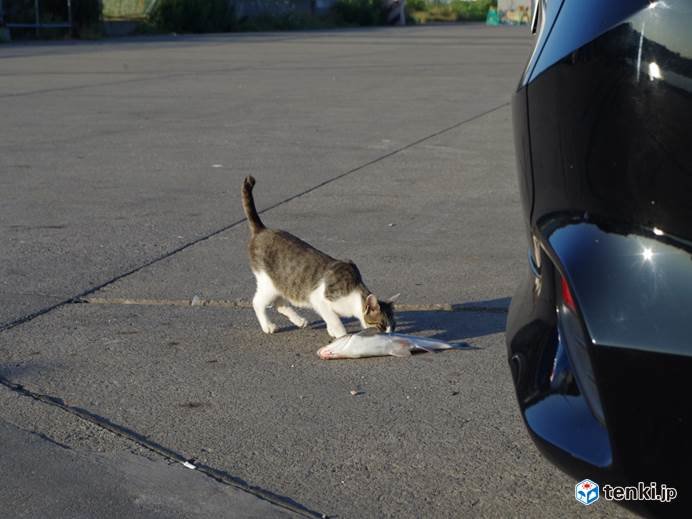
[{"x1": 575, "y1": 479, "x2": 600, "y2": 505}]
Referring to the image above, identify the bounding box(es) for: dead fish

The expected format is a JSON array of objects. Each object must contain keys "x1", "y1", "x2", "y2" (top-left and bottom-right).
[{"x1": 317, "y1": 329, "x2": 455, "y2": 360}]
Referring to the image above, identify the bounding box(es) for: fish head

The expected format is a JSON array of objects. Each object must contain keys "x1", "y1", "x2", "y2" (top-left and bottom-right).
[{"x1": 317, "y1": 334, "x2": 353, "y2": 360}]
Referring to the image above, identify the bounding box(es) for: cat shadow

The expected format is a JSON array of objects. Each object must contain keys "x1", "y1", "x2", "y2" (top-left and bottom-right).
[{"x1": 300, "y1": 297, "x2": 510, "y2": 349}]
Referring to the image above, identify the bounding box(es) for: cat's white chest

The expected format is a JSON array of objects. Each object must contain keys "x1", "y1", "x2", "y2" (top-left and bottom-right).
[{"x1": 328, "y1": 290, "x2": 363, "y2": 320}]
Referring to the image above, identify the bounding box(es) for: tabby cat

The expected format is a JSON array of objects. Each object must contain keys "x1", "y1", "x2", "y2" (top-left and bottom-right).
[{"x1": 242, "y1": 176, "x2": 395, "y2": 338}]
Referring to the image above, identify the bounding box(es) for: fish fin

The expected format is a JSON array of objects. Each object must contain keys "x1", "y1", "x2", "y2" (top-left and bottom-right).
[
  {"x1": 358, "y1": 328, "x2": 380, "y2": 337},
  {"x1": 390, "y1": 340, "x2": 412, "y2": 358},
  {"x1": 390, "y1": 333, "x2": 454, "y2": 352}
]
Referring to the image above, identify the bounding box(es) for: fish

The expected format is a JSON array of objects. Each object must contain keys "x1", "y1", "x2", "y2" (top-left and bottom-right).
[{"x1": 317, "y1": 329, "x2": 456, "y2": 360}]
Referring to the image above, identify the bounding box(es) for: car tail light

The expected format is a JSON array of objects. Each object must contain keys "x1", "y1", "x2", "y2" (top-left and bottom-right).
[
  {"x1": 560, "y1": 276, "x2": 576, "y2": 313},
  {"x1": 557, "y1": 273, "x2": 606, "y2": 426}
]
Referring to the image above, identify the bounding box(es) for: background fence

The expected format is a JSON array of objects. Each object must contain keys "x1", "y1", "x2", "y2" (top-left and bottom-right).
[
  {"x1": 0, "y1": 0, "x2": 73, "y2": 36},
  {"x1": 102, "y1": 0, "x2": 157, "y2": 19}
]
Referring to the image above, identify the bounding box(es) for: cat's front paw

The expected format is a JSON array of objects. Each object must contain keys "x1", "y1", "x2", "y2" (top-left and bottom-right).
[
  {"x1": 327, "y1": 327, "x2": 347, "y2": 339},
  {"x1": 262, "y1": 322, "x2": 279, "y2": 334},
  {"x1": 294, "y1": 317, "x2": 309, "y2": 329}
]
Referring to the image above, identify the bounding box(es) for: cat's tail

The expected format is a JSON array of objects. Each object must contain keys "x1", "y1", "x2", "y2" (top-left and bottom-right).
[{"x1": 241, "y1": 176, "x2": 265, "y2": 235}]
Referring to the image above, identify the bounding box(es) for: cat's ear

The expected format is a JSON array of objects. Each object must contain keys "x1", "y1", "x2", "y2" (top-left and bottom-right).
[
  {"x1": 365, "y1": 294, "x2": 380, "y2": 314},
  {"x1": 387, "y1": 293, "x2": 401, "y2": 303}
]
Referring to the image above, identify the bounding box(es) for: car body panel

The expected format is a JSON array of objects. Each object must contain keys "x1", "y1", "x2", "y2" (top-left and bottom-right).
[
  {"x1": 527, "y1": 1, "x2": 692, "y2": 239},
  {"x1": 542, "y1": 218, "x2": 692, "y2": 356},
  {"x1": 508, "y1": 0, "x2": 692, "y2": 516}
]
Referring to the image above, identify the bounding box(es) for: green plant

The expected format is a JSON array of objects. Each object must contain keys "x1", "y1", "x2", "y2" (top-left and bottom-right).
[
  {"x1": 238, "y1": 12, "x2": 336, "y2": 31},
  {"x1": 151, "y1": 0, "x2": 236, "y2": 33},
  {"x1": 405, "y1": 0, "x2": 427, "y2": 11},
  {"x1": 103, "y1": 0, "x2": 158, "y2": 20},
  {"x1": 332, "y1": 0, "x2": 385, "y2": 26},
  {"x1": 407, "y1": 0, "x2": 496, "y2": 24},
  {"x1": 450, "y1": 0, "x2": 494, "y2": 21}
]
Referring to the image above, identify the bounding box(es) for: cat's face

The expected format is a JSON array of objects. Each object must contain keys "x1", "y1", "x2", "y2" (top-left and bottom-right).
[{"x1": 364, "y1": 295, "x2": 396, "y2": 333}]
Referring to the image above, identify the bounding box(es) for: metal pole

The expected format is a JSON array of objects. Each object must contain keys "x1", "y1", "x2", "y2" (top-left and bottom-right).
[
  {"x1": 67, "y1": 0, "x2": 72, "y2": 38},
  {"x1": 34, "y1": 0, "x2": 39, "y2": 37}
]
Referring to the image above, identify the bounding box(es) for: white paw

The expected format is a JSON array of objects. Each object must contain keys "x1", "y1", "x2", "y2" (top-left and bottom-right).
[
  {"x1": 262, "y1": 322, "x2": 279, "y2": 334},
  {"x1": 327, "y1": 327, "x2": 346, "y2": 339},
  {"x1": 294, "y1": 317, "x2": 309, "y2": 329}
]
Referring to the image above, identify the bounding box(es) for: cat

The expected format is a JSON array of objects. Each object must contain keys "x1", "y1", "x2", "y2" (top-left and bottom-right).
[{"x1": 241, "y1": 176, "x2": 395, "y2": 338}]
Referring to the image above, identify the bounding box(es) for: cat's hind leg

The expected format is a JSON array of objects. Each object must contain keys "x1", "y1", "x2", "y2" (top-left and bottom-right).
[
  {"x1": 276, "y1": 300, "x2": 309, "y2": 329},
  {"x1": 252, "y1": 271, "x2": 280, "y2": 334}
]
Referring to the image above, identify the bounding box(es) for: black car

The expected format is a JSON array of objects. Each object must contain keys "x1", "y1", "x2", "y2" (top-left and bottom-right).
[{"x1": 507, "y1": 0, "x2": 692, "y2": 517}]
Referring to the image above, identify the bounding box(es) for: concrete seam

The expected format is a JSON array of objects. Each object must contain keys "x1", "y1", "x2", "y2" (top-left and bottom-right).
[
  {"x1": 0, "y1": 50, "x2": 379, "y2": 99},
  {"x1": 0, "y1": 67, "x2": 249, "y2": 99},
  {"x1": 0, "y1": 101, "x2": 508, "y2": 334},
  {"x1": 78, "y1": 297, "x2": 509, "y2": 314}
]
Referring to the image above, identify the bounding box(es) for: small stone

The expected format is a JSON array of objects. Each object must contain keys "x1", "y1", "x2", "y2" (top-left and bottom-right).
[{"x1": 191, "y1": 295, "x2": 202, "y2": 306}]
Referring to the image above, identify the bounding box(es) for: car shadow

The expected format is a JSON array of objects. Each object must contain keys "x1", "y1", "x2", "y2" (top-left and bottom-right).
[
  {"x1": 0, "y1": 359, "x2": 48, "y2": 383},
  {"x1": 393, "y1": 310, "x2": 507, "y2": 347},
  {"x1": 448, "y1": 296, "x2": 511, "y2": 311}
]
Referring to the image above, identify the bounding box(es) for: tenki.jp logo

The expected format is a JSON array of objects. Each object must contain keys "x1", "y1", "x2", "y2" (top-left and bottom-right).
[
  {"x1": 575, "y1": 479, "x2": 677, "y2": 505},
  {"x1": 575, "y1": 479, "x2": 600, "y2": 505}
]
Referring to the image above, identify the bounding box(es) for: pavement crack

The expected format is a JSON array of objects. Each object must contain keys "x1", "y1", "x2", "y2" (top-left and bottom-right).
[
  {"x1": 0, "y1": 102, "x2": 507, "y2": 334},
  {"x1": 251, "y1": 102, "x2": 509, "y2": 217},
  {"x1": 0, "y1": 376, "x2": 326, "y2": 519},
  {"x1": 0, "y1": 66, "x2": 245, "y2": 99}
]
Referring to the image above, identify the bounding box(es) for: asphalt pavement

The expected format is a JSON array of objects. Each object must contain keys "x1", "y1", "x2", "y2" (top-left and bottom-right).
[{"x1": 0, "y1": 25, "x2": 635, "y2": 518}]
